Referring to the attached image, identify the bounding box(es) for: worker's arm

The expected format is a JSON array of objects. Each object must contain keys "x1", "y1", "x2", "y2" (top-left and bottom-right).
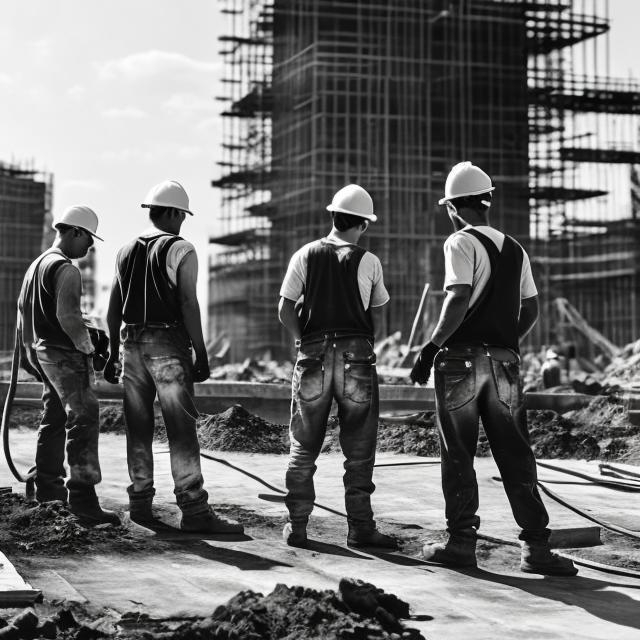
[
  {"x1": 371, "y1": 304, "x2": 386, "y2": 343},
  {"x1": 103, "y1": 274, "x2": 124, "y2": 383},
  {"x1": 278, "y1": 297, "x2": 301, "y2": 341},
  {"x1": 55, "y1": 266, "x2": 93, "y2": 355},
  {"x1": 518, "y1": 295, "x2": 539, "y2": 341},
  {"x1": 430, "y1": 284, "x2": 472, "y2": 347},
  {"x1": 410, "y1": 284, "x2": 471, "y2": 384},
  {"x1": 177, "y1": 251, "x2": 209, "y2": 382}
]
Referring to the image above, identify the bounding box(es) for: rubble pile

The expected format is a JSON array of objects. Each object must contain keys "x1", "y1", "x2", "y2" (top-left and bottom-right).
[
  {"x1": 0, "y1": 494, "x2": 134, "y2": 555},
  {"x1": 118, "y1": 581, "x2": 426, "y2": 640},
  {"x1": 210, "y1": 358, "x2": 293, "y2": 384},
  {"x1": 0, "y1": 607, "x2": 116, "y2": 640},
  {"x1": 197, "y1": 404, "x2": 289, "y2": 453},
  {"x1": 601, "y1": 338, "x2": 640, "y2": 387},
  {"x1": 528, "y1": 396, "x2": 640, "y2": 461}
]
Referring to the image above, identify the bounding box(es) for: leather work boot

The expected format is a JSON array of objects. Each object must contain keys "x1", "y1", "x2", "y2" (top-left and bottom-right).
[
  {"x1": 421, "y1": 536, "x2": 477, "y2": 567},
  {"x1": 180, "y1": 507, "x2": 244, "y2": 535},
  {"x1": 347, "y1": 526, "x2": 398, "y2": 550},
  {"x1": 520, "y1": 542, "x2": 578, "y2": 576},
  {"x1": 128, "y1": 487, "x2": 155, "y2": 524},
  {"x1": 69, "y1": 489, "x2": 121, "y2": 527},
  {"x1": 36, "y1": 487, "x2": 68, "y2": 504},
  {"x1": 282, "y1": 522, "x2": 308, "y2": 548}
]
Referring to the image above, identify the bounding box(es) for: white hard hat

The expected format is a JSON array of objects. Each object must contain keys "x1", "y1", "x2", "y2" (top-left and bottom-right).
[
  {"x1": 141, "y1": 180, "x2": 193, "y2": 215},
  {"x1": 53, "y1": 205, "x2": 103, "y2": 241},
  {"x1": 326, "y1": 184, "x2": 377, "y2": 222},
  {"x1": 439, "y1": 161, "x2": 495, "y2": 205}
]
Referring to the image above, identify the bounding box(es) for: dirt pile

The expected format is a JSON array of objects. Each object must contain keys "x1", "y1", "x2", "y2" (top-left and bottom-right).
[
  {"x1": 0, "y1": 493, "x2": 135, "y2": 555},
  {"x1": 119, "y1": 581, "x2": 426, "y2": 640},
  {"x1": 197, "y1": 405, "x2": 289, "y2": 453},
  {"x1": 602, "y1": 338, "x2": 640, "y2": 387},
  {"x1": 528, "y1": 396, "x2": 640, "y2": 461}
]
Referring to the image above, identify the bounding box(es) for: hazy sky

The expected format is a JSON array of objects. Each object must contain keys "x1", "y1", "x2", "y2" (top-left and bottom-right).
[{"x1": 1, "y1": 1, "x2": 638, "y2": 319}]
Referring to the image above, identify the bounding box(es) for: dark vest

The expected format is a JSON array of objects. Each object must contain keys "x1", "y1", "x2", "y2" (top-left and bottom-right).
[
  {"x1": 18, "y1": 250, "x2": 76, "y2": 350},
  {"x1": 445, "y1": 228, "x2": 523, "y2": 352},
  {"x1": 117, "y1": 234, "x2": 183, "y2": 325},
  {"x1": 299, "y1": 240, "x2": 374, "y2": 341}
]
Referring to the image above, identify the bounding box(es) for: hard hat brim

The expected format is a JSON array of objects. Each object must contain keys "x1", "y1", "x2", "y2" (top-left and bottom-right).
[
  {"x1": 326, "y1": 204, "x2": 377, "y2": 222},
  {"x1": 438, "y1": 186, "x2": 495, "y2": 205},
  {"x1": 141, "y1": 203, "x2": 194, "y2": 216},
  {"x1": 53, "y1": 222, "x2": 103, "y2": 241}
]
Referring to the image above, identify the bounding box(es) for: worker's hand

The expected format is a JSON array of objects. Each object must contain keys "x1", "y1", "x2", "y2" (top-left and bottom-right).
[
  {"x1": 193, "y1": 356, "x2": 211, "y2": 383},
  {"x1": 103, "y1": 356, "x2": 122, "y2": 384},
  {"x1": 92, "y1": 351, "x2": 109, "y2": 372},
  {"x1": 409, "y1": 342, "x2": 441, "y2": 385}
]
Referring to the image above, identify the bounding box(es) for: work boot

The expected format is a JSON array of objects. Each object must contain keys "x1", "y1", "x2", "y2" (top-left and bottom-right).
[
  {"x1": 520, "y1": 542, "x2": 578, "y2": 576},
  {"x1": 180, "y1": 506, "x2": 244, "y2": 535},
  {"x1": 347, "y1": 525, "x2": 398, "y2": 550},
  {"x1": 35, "y1": 486, "x2": 68, "y2": 504},
  {"x1": 282, "y1": 522, "x2": 308, "y2": 548},
  {"x1": 69, "y1": 489, "x2": 121, "y2": 527},
  {"x1": 422, "y1": 536, "x2": 477, "y2": 567},
  {"x1": 127, "y1": 486, "x2": 155, "y2": 524}
]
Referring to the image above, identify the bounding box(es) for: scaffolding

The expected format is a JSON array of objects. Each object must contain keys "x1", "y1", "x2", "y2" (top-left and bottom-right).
[
  {"x1": 211, "y1": 0, "x2": 640, "y2": 360},
  {"x1": 0, "y1": 160, "x2": 53, "y2": 354}
]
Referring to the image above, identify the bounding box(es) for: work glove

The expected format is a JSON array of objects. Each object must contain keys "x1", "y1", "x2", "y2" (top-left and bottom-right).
[
  {"x1": 409, "y1": 341, "x2": 441, "y2": 385},
  {"x1": 87, "y1": 327, "x2": 109, "y2": 372},
  {"x1": 193, "y1": 356, "x2": 211, "y2": 383},
  {"x1": 103, "y1": 356, "x2": 122, "y2": 384}
]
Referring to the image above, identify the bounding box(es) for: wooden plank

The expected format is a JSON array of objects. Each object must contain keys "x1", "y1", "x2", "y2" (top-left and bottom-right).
[{"x1": 0, "y1": 550, "x2": 42, "y2": 607}]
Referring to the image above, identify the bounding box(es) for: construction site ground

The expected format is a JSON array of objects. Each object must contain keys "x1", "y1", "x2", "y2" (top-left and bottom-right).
[{"x1": 1, "y1": 427, "x2": 640, "y2": 640}]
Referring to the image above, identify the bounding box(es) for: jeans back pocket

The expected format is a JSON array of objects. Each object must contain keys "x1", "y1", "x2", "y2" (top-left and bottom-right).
[
  {"x1": 436, "y1": 356, "x2": 476, "y2": 411},
  {"x1": 294, "y1": 355, "x2": 325, "y2": 402},
  {"x1": 343, "y1": 351, "x2": 376, "y2": 404}
]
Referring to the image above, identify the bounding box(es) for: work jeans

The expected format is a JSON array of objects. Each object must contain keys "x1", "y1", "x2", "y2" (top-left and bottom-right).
[
  {"x1": 122, "y1": 326, "x2": 208, "y2": 514},
  {"x1": 285, "y1": 335, "x2": 379, "y2": 529},
  {"x1": 434, "y1": 345, "x2": 550, "y2": 543},
  {"x1": 33, "y1": 347, "x2": 101, "y2": 501}
]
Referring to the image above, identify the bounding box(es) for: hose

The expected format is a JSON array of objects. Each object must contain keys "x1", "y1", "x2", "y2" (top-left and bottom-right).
[
  {"x1": 536, "y1": 460, "x2": 640, "y2": 492},
  {"x1": 599, "y1": 462, "x2": 640, "y2": 482},
  {"x1": 1, "y1": 329, "x2": 36, "y2": 496}
]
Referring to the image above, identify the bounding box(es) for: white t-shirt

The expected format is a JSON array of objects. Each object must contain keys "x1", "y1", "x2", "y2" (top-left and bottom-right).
[
  {"x1": 280, "y1": 234, "x2": 390, "y2": 310},
  {"x1": 139, "y1": 227, "x2": 197, "y2": 287},
  {"x1": 443, "y1": 225, "x2": 537, "y2": 307}
]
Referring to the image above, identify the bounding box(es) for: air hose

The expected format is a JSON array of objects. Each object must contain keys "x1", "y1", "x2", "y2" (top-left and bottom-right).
[
  {"x1": 1, "y1": 329, "x2": 36, "y2": 497},
  {"x1": 536, "y1": 460, "x2": 640, "y2": 492}
]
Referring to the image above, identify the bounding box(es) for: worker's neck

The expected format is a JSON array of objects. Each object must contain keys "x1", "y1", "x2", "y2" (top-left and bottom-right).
[
  {"x1": 152, "y1": 219, "x2": 181, "y2": 235},
  {"x1": 329, "y1": 227, "x2": 361, "y2": 244},
  {"x1": 52, "y1": 236, "x2": 72, "y2": 258},
  {"x1": 455, "y1": 210, "x2": 490, "y2": 229}
]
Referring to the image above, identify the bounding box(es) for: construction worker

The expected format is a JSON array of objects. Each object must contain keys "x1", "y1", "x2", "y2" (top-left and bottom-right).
[
  {"x1": 278, "y1": 184, "x2": 397, "y2": 550},
  {"x1": 410, "y1": 162, "x2": 577, "y2": 576},
  {"x1": 104, "y1": 180, "x2": 243, "y2": 534},
  {"x1": 17, "y1": 206, "x2": 119, "y2": 526}
]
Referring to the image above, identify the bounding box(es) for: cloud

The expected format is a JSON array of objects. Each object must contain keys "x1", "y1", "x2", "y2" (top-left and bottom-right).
[
  {"x1": 29, "y1": 37, "x2": 53, "y2": 64},
  {"x1": 0, "y1": 72, "x2": 13, "y2": 86},
  {"x1": 60, "y1": 179, "x2": 104, "y2": 192},
  {"x1": 176, "y1": 146, "x2": 204, "y2": 159},
  {"x1": 101, "y1": 106, "x2": 147, "y2": 119},
  {"x1": 100, "y1": 148, "x2": 156, "y2": 164},
  {"x1": 99, "y1": 50, "x2": 222, "y2": 80},
  {"x1": 163, "y1": 93, "x2": 214, "y2": 117},
  {"x1": 196, "y1": 116, "x2": 224, "y2": 132},
  {"x1": 67, "y1": 85, "x2": 85, "y2": 99}
]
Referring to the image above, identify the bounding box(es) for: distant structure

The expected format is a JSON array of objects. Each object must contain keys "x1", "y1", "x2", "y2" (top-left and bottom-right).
[
  {"x1": 0, "y1": 160, "x2": 53, "y2": 353},
  {"x1": 210, "y1": 0, "x2": 640, "y2": 360}
]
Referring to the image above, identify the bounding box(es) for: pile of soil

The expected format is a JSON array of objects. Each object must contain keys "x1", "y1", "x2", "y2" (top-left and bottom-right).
[
  {"x1": 0, "y1": 493, "x2": 136, "y2": 555},
  {"x1": 528, "y1": 396, "x2": 640, "y2": 461},
  {"x1": 197, "y1": 405, "x2": 289, "y2": 453},
  {"x1": 118, "y1": 581, "x2": 426, "y2": 640}
]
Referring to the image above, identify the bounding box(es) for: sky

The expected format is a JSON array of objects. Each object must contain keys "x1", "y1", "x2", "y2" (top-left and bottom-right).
[{"x1": 0, "y1": 1, "x2": 638, "y2": 323}]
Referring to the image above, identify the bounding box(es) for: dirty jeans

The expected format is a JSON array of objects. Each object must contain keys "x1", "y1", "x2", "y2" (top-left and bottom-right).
[
  {"x1": 122, "y1": 326, "x2": 208, "y2": 514},
  {"x1": 434, "y1": 345, "x2": 550, "y2": 544},
  {"x1": 285, "y1": 335, "x2": 379, "y2": 529},
  {"x1": 33, "y1": 347, "x2": 101, "y2": 500}
]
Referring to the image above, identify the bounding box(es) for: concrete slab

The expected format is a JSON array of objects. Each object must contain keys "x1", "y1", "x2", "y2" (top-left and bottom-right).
[{"x1": 2, "y1": 430, "x2": 640, "y2": 639}]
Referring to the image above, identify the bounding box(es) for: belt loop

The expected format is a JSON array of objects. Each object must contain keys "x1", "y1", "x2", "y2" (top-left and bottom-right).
[{"x1": 483, "y1": 343, "x2": 491, "y2": 358}]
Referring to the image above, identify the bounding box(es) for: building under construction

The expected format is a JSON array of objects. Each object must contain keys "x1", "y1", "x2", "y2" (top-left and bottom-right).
[
  {"x1": 210, "y1": 0, "x2": 640, "y2": 360},
  {"x1": 0, "y1": 161, "x2": 53, "y2": 354}
]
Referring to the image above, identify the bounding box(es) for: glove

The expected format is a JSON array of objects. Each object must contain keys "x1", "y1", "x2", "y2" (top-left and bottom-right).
[
  {"x1": 103, "y1": 356, "x2": 122, "y2": 384},
  {"x1": 409, "y1": 341, "x2": 441, "y2": 385},
  {"x1": 87, "y1": 327, "x2": 109, "y2": 372},
  {"x1": 193, "y1": 356, "x2": 211, "y2": 383}
]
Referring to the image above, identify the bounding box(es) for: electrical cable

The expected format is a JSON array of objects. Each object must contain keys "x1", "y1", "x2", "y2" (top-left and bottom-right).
[
  {"x1": 1, "y1": 330, "x2": 36, "y2": 494},
  {"x1": 536, "y1": 460, "x2": 640, "y2": 492}
]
